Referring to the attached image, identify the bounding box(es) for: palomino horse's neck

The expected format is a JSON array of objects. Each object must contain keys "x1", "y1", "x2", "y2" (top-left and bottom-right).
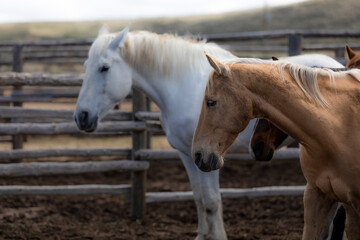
[{"x1": 237, "y1": 63, "x2": 359, "y2": 150}]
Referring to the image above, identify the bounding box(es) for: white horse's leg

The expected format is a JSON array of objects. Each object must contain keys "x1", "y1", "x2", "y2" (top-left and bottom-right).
[
  {"x1": 178, "y1": 152, "x2": 227, "y2": 240},
  {"x1": 198, "y1": 168, "x2": 227, "y2": 240},
  {"x1": 178, "y1": 153, "x2": 208, "y2": 237}
]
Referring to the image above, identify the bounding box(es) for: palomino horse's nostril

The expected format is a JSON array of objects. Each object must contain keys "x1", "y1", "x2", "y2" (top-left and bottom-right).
[{"x1": 194, "y1": 152, "x2": 202, "y2": 167}]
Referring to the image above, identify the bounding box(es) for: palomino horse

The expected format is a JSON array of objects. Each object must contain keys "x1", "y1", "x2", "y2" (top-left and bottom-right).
[
  {"x1": 74, "y1": 25, "x2": 345, "y2": 240},
  {"x1": 248, "y1": 46, "x2": 360, "y2": 239},
  {"x1": 192, "y1": 54, "x2": 360, "y2": 239}
]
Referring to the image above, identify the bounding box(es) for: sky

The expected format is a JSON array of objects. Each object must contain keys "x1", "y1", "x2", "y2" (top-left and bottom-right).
[{"x1": 0, "y1": 0, "x2": 307, "y2": 23}]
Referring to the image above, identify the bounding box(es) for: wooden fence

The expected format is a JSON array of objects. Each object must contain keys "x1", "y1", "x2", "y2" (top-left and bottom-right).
[
  {"x1": 0, "y1": 29, "x2": 360, "y2": 218},
  {"x1": 0, "y1": 72, "x2": 303, "y2": 219},
  {"x1": 1, "y1": 29, "x2": 360, "y2": 68}
]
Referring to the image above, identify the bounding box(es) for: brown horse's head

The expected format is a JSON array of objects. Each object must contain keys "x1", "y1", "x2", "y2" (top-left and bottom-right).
[
  {"x1": 346, "y1": 45, "x2": 360, "y2": 68},
  {"x1": 192, "y1": 54, "x2": 253, "y2": 172},
  {"x1": 250, "y1": 119, "x2": 289, "y2": 161}
]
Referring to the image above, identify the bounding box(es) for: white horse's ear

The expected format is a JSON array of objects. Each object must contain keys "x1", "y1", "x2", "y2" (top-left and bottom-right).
[
  {"x1": 98, "y1": 24, "x2": 109, "y2": 37},
  {"x1": 205, "y1": 52, "x2": 229, "y2": 77},
  {"x1": 346, "y1": 45, "x2": 356, "y2": 60},
  {"x1": 108, "y1": 26, "x2": 130, "y2": 51}
]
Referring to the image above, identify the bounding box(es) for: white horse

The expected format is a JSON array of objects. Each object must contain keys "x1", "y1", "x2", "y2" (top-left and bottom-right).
[{"x1": 74, "y1": 26, "x2": 344, "y2": 240}]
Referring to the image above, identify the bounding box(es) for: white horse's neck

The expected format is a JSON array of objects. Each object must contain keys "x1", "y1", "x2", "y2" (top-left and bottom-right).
[{"x1": 121, "y1": 31, "x2": 234, "y2": 110}]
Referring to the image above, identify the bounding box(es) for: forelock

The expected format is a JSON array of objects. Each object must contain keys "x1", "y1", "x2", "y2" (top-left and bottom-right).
[{"x1": 88, "y1": 33, "x2": 116, "y2": 60}]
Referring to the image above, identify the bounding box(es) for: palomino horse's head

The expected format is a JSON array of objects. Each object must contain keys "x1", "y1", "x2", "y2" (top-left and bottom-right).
[
  {"x1": 192, "y1": 54, "x2": 253, "y2": 172},
  {"x1": 250, "y1": 119, "x2": 289, "y2": 161},
  {"x1": 74, "y1": 26, "x2": 132, "y2": 132},
  {"x1": 346, "y1": 45, "x2": 360, "y2": 68}
]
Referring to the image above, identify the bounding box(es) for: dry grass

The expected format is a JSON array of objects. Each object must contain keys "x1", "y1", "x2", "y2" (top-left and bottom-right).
[{"x1": 0, "y1": 0, "x2": 359, "y2": 41}]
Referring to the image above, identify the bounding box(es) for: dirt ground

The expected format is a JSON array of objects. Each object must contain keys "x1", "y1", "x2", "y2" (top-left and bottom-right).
[{"x1": 0, "y1": 155, "x2": 306, "y2": 240}]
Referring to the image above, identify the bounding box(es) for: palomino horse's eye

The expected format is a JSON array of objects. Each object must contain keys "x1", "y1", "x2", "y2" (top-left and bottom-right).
[
  {"x1": 206, "y1": 99, "x2": 217, "y2": 107},
  {"x1": 99, "y1": 66, "x2": 110, "y2": 73}
]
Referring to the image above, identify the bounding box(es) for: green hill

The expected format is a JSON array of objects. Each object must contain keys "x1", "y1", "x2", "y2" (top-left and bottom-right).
[{"x1": 0, "y1": 0, "x2": 359, "y2": 41}]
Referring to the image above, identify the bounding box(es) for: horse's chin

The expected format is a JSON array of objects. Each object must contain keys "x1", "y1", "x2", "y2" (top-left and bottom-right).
[
  {"x1": 195, "y1": 152, "x2": 224, "y2": 172},
  {"x1": 83, "y1": 120, "x2": 98, "y2": 132},
  {"x1": 75, "y1": 115, "x2": 98, "y2": 133},
  {"x1": 216, "y1": 155, "x2": 225, "y2": 169}
]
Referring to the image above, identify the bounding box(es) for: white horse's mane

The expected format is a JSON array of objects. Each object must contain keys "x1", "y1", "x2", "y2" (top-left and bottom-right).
[
  {"x1": 226, "y1": 58, "x2": 360, "y2": 107},
  {"x1": 89, "y1": 30, "x2": 234, "y2": 80}
]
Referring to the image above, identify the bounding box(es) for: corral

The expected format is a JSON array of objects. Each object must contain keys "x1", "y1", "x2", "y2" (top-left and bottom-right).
[{"x1": 0, "y1": 30, "x2": 359, "y2": 239}]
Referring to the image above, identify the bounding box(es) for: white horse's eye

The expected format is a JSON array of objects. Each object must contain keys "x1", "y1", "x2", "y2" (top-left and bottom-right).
[{"x1": 99, "y1": 66, "x2": 110, "y2": 73}]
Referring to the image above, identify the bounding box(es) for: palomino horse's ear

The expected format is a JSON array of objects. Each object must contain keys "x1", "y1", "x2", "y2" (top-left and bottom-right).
[
  {"x1": 205, "y1": 53, "x2": 229, "y2": 77},
  {"x1": 98, "y1": 24, "x2": 109, "y2": 37},
  {"x1": 346, "y1": 45, "x2": 356, "y2": 60},
  {"x1": 108, "y1": 26, "x2": 130, "y2": 51}
]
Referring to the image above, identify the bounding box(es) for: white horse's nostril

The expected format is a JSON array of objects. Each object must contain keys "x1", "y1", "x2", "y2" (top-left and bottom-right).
[{"x1": 79, "y1": 111, "x2": 88, "y2": 123}]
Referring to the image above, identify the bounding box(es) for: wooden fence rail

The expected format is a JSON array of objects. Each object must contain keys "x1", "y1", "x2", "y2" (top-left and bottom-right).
[
  {"x1": 135, "y1": 148, "x2": 300, "y2": 161},
  {"x1": 0, "y1": 185, "x2": 305, "y2": 200},
  {"x1": 146, "y1": 185, "x2": 306, "y2": 203},
  {"x1": 0, "y1": 160, "x2": 149, "y2": 177},
  {"x1": 0, "y1": 148, "x2": 131, "y2": 160},
  {"x1": 0, "y1": 72, "x2": 83, "y2": 86},
  {"x1": 0, "y1": 184, "x2": 131, "y2": 196},
  {"x1": 0, "y1": 106, "x2": 132, "y2": 121},
  {"x1": 204, "y1": 29, "x2": 360, "y2": 41},
  {"x1": 0, "y1": 121, "x2": 146, "y2": 135}
]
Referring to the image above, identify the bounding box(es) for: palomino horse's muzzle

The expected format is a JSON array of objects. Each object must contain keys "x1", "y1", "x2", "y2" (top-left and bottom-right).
[
  {"x1": 251, "y1": 141, "x2": 274, "y2": 162},
  {"x1": 193, "y1": 151, "x2": 223, "y2": 172},
  {"x1": 74, "y1": 111, "x2": 98, "y2": 132}
]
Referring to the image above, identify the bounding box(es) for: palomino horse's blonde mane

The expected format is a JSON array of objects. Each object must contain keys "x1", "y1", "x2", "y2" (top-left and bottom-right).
[
  {"x1": 226, "y1": 58, "x2": 360, "y2": 107},
  {"x1": 89, "y1": 30, "x2": 234, "y2": 80}
]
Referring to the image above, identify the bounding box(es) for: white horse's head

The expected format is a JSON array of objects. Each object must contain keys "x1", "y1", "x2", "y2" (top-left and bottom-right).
[{"x1": 74, "y1": 26, "x2": 132, "y2": 132}]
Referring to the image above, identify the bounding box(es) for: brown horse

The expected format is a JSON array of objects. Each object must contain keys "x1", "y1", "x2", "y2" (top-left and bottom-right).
[
  {"x1": 192, "y1": 54, "x2": 360, "y2": 239},
  {"x1": 346, "y1": 45, "x2": 360, "y2": 68},
  {"x1": 249, "y1": 118, "x2": 290, "y2": 161}
]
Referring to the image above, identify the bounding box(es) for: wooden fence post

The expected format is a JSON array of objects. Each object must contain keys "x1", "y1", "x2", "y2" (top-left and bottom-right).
[
  {"x1": 146, "y1": 97, "x2": 152, "y2": 149},
  {"x1": 288, "y1": 34, "x2": 302, "y2": 56},
  {"x1": 131, "y1": 88, "x2": 147, "y2": 218},
  {"x1": 335, "y1": 48, "x2": 345, "y2": 60},
  {"x1": 11, "y1": 44, "x2": 24, "y2": 149}
]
